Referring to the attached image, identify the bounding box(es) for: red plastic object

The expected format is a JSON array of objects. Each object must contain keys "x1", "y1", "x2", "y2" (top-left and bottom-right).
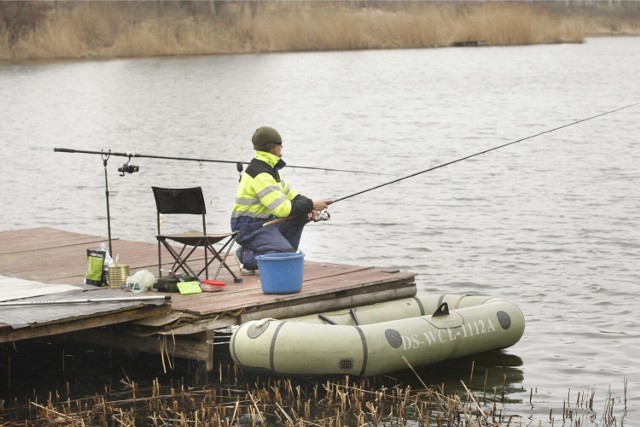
[{"x1": 200, "y1": 280, "x2": 225, "y2": 292}]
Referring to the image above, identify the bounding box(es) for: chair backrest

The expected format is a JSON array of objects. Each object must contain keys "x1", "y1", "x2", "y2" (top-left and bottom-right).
[{"x1": 152, "y1": 187, "x2": 207, "y2": 215}]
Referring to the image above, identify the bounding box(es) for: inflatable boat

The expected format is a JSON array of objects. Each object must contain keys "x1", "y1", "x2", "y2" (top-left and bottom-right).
[{"x1": 230, "y1": 294, "x2": 525, "y2": 377}]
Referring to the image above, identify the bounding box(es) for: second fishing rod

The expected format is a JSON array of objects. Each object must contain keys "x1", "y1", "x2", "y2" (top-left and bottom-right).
[
  {"x1": 53, "y1": 147, "x2": 390, "y2": 176},
  {"x1": 265, "y1": 102, "x2": 638, "y2": 227}
]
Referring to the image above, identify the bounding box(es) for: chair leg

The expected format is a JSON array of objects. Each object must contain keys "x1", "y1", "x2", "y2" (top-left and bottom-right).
[
  {"x1": 202, "y1": 238, "x2": 243, "y2": 283},
  {"x1": 158, "y1": 237, "x2": 242, "y2": 283},
  {"x1": 157, "y1": 239, "x2": 162, "y2": 278},
  {"x1": 160, "y1": 240, "x2": 199, "y2": 278},
  {"x1": 173, "y1": 245, "x2": 200, "y2": 278},
  {"x1": 222, "y1": 239, "x2": 243, "y2": 283},
  {"x1": 219, "y1": 239, "x2": 243, "y2": 283}
]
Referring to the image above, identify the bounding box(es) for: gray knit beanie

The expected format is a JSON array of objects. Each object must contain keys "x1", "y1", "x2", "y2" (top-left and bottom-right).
[{"x1": 252, "y1": 126, "x2": 282, "y2": 151}]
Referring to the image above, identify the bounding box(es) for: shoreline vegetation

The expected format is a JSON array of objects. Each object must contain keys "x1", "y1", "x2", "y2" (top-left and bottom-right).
[
  {"x1": 0, "y1": 368, "x2": 629, "y2": 426},
  {"x1": 1, "y1": 1, "x2": 640, "y2": 62}
]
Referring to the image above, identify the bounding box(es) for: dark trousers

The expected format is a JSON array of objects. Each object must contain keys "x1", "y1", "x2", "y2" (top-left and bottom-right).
[{"x1": 235, "y1": 215, "x2": 308, "y2": 270}]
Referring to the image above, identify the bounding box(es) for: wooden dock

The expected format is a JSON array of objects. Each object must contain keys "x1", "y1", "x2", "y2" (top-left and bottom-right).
[{"x1": 0, "y1": 227, "x2": 417, "y2": 368}]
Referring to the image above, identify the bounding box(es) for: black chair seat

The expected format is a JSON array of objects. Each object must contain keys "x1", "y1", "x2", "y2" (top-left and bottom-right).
[{"x1": 159, "y1": 230, "x2": 238, "y2": 246}]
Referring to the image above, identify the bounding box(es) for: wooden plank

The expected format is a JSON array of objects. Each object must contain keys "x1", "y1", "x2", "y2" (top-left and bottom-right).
[
  {"x1": 151, "y1": 260, "x2": 371, "y2": 315},
  {"x1": 0, "y1": 227, "x2": 418, "y2": 347},
  {"x1": 129, "y1": 272, "x2": 415, "y2": 336},
  {"x1": 231, "y1": 274, "x2": 416, "y2": 320},
  {"x1": 0, "y1": 246, "x2": 90, "y2": 280},
  {"x1": 0, "y1": 239, "x2": 215, "y2": 285},
  {"x1": 159, "y1": 285, "x2": 417, "y2": 336},
  {"x1": 162, "y1": 263, "x2": 380, "y2": 312},
  {"x1": 175, "y1": 269, "x2": 416, "y2": 315},
  {"x1": 63, "y1": 329, "x2": 215, "y2": 363},
  {"x1": 239, "y1": 285, "x2": 417, "y2": 322},
  {"x1": 154, "y1": 317, "x2": 238, "y2": 336},
  {"x1": 0, "y1": 305, "x2": 170, "y2": 342},
  {"x1": 0, "y1": 227, "x2": 108, "y2": 254},
  {"x1": 0, "y1": 287, "x2": 172, "y2": 332},
  {"x1": 134, "y1": 283, "x2": 416, "y2": 336}
]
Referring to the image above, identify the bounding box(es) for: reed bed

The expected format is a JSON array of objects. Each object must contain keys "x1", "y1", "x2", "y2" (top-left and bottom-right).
[
  {"x1": 2, "y1": 1, "x2": 639, "y2": 62},
  {"x1": 0, "y1": 362, "x2": 628, "y2": 427}
]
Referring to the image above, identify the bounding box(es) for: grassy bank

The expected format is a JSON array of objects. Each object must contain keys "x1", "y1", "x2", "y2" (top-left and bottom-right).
[{"x1": 2, "y1": 1, "x2": 639, "y2": 62}]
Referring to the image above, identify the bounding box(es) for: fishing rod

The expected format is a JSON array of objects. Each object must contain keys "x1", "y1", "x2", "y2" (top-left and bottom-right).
[
  {"x1": 0, "y1": 295, "x2": 171, "y2": 307},
  {"x1": 53, "y1": 147, "x2": 390, "y2": 176},
  {"x1": 54, "y1": 147, "x2": 389, "y2": 253},
  {"x1": 263, "y1": 102, "x2": 638, "y2": 227},
  {"x1": 334, "y1": 102, "x2": 639, "y2": 203}
]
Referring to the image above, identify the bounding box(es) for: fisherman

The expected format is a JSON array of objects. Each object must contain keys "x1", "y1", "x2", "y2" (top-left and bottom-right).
[{"x1": 231, "y1": 126, "x2": 333, "y2": 275}]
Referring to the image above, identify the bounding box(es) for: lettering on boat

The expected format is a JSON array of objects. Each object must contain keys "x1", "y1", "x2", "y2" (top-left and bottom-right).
[
  {"x1": 400, "y1": 318, "x2": 498, "y2": 350},
  {"x1": 339, "y1": 358, "x2": 354, "y2": 370}
]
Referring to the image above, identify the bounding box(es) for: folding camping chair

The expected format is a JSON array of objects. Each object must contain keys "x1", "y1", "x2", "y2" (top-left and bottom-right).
[{"x1": 152, "y1": 186, "x2": 243, "y2": 283}]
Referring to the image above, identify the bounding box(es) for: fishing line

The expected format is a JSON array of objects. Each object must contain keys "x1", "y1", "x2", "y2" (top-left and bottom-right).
[
  {"x1": 53, "y1": 147, "x2": 390, "y2": 176},
  {"x1": 262, "y1": 103, "x2": 638, "y2": 228},
  {"x1": 333, "y1": 102, "x2": 639, "y2": 203}
]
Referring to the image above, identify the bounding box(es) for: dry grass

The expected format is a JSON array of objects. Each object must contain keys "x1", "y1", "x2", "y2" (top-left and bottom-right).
[
  {"x1": 0, "y1": 1, "x2": 638, "y2": 61},
  {"x1": 0, "y1": 371, "x2": 629, "y2": 426}
]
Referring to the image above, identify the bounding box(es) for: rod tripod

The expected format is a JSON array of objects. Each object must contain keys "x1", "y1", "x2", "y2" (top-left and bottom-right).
[
  {"x1": 98, "y1": 150, "x2": 139, "y2": 255},
  {"x1": 101, "y1": 150, "x2": 113, "y2": 255}
]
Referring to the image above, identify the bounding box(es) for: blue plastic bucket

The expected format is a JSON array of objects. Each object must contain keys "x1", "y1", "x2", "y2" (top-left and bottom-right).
[{"x1": 256, "y1": 252, "x2": 305, "y2": 294}]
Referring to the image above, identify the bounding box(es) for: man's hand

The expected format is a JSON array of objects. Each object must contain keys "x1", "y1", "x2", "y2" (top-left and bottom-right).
[{"x1": 312, "y1": 198, "x2": 333, "y2": 211}]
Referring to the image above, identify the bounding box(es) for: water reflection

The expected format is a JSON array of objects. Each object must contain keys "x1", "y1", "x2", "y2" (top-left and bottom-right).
[{"x1": 389, "y1": 351, "x2": 525, "y2": 404}]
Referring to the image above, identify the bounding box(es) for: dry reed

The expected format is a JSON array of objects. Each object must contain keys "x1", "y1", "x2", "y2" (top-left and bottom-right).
[
  {"x1": 0, "y1": 366, "x2": 628, "y2": 427},
  {"x1": 3, "y1": 1, "x2": 638, "y2": 62}
]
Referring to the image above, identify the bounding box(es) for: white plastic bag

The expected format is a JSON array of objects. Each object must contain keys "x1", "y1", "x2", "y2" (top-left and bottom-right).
[{"x1": 125, "y1": 270, "x2": 156, "y2": 293}]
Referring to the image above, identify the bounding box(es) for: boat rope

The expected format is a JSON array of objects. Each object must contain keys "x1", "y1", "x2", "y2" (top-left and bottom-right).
[
  {"x1": 53, "y1": 147, "x2": 390, "y2": 176},
  {"x1": 333, "y1": 102, "x2": 639, "y2": 203}
]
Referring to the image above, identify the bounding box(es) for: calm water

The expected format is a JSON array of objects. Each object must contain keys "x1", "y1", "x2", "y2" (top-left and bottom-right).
[{"x1": 1, "y1": 37, "x2": 639, "y2": 424}]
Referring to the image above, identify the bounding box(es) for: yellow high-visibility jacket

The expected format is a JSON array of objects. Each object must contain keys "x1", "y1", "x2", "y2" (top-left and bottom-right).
[{"x1": 231, "y1": 151, "x2": 312, "y2": 224}]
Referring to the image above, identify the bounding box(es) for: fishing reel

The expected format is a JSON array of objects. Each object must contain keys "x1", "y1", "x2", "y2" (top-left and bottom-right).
[
  {"x1": 118, "y1": 156, "x2": 139, "y2": 177},
  {"x1": 313, "y1": 210, "x2": 331, "y2": 222},
  {"x1": 118, "y1": 164, "x2": 139, "y2": 175}
]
